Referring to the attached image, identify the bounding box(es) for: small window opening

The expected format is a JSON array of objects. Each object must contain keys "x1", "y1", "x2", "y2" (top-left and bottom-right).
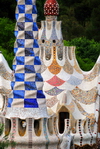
[
  {"x1": 59, "y1": 112, "x2": 69, "y2": 134},
  {"x1": 58, "y1": 54, "x2": 63, "y2": 60},
  {"x1": 42, "y1": 39, "x2": 45, "y2": 43},
  {"x1": 46, "y1": 54, "x2": 51, "y2": 60},
  {"x1": 53, "y1": 40, "x2": 56, "y2": 43},
  {"x1": 18, "y1": 119, "x2": 26, "y2": 136},
  {"x1": 5, "y1": 119, "x2": 11, "y2": 136}
]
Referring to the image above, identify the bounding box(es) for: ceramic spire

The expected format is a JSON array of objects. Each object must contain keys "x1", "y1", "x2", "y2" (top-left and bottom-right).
[
  {"x1": 44, "y1": 0, "x2": 59, "y2": 16},
  {"x1": 5, "y1": 0, "x2": 49, "y2": 119}
]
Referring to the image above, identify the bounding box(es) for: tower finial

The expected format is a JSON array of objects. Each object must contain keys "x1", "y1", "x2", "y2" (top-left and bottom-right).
[{"x1": 44, "y1": 0, "x2": 59, "y2": 16}]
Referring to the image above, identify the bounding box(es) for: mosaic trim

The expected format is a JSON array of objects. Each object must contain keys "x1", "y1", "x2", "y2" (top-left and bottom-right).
[
  {"x1": 45, "y1": 87, "x2": 64, "y2": 96},
  {"x1": 84, "y1": 64, "x2": 99, "y2": 81},
  {"x1": 63, "y1": 59, "x2": 73, "y2": 74},
  {"x1": 48, "y1": 59, "x2": 61, "y2": 74},
  {"x1": 46, "y1": 96, "x2": 58, "y2": 108},
  {"x1": 87, "y1": 119, "x2": 93, "y2": 145},
  {"x1": 74, "y1": 60, "x2": 83, "y2": 74},
  {"x1": 40, "y1": 59, "x2": 47, "y2": 73},
  {"x1": 67, "y1": 101, "x2": 75, "y2": 113},
  {"x1": 48, "y1": 47, "x2": 62, "y2": 74},
  {"x1": 39, "y1": 38, "x2": 63, "y2": 49},
  {"x1": 89, "y1": 117, "x2": 96, "y2": 132},
  {"x1": 46, "y1": 16, "x2": 57, "y2": 21},
  {"x1": 41, "y1": 22, "x2": 46, "y2": 40},
  {"x1": 71, "y1": 87, "x2": 97, "y2": 105},
  {"x1": 11, "y1": 118, "x2": 16, "y2": 149},
  {"x1": 50, "y1": 21, "x2": 58, "y2": 40},
  {"x1": 64, "y1": 119, "x2": 70, "y2": 132},
  {"x1": 6, "y1": 107, "x2": 48, "y2": 119},
  {"x1": 43, "y1": 118, "x2": 49, "y2": 149},
  {"x1": 54, "y1": 117, "x2": 60, "y2": 149},
  {"x1": 28, "y1": 118, "x2": 32, "y2": 149},
  {"x1": 56, "y1": 40, "x2": 63, "y2": 47},
  {"x1": 0, "y1": 87, "x2": 11, "y2": 94},
  {"x1": 39, "y1": 48, "x2": 47, "y2": 73},
  {"x1": 72, "y1": 46, "x2": 82, "y2": 74},
  {"x1": 74, "y1": 100, "x2": 95, "y2": 126},
  {"x1": 67, "y1": 76, "x2": 82, "y2": 86},
  {"x1": 0, "y1": 64, "x2": 13, "y2": 81},
  {"x1": 74, "y1": 144, "x2": 97, "y2": 149},
  {"x1": 71, "y1": 45, "x2": 83, "y2": 74},
  {"x1": 47, "y1": 21, "x2": 52, "y2": 30},
  {"x1": 78, "y1": 119, "x2": 83, "y2": 146},
  {"x1": 46, "y1": 75, "x2": 65, "y2": 86}
]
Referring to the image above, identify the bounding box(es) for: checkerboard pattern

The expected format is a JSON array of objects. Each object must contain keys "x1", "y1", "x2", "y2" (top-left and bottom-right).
[{"x1": 6, "y1": 0, "x2": 48, "y2": 119}]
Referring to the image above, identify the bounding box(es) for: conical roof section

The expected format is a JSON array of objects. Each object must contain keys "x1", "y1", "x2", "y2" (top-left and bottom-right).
[{"x1": 44, "y1": 0, "x2": 59, "y2": 16}]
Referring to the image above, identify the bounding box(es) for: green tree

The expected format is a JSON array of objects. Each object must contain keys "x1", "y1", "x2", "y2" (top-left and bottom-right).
[
  {"x1": 59, "y1": 7, "x2": 85, "y2": 40},
  {"x1": 74, "y1": 1, "x2": 91, "y2": 27},
  {"x1": 0, "y1": 0, "x2": 100, "y2": 69},
  {"x1": 0, "y1": 18, "x2": 15, "y2": 52},
  {"x1": 64, "y1": 37, "x2": 100, "y2": 71},
  {"x1": 86, "y1": 4, "x2": 100, "y2": 42},
  {"x1": 0, "y1": 123, "x2": 16, "y2": 149},
  {"x1": 0, "y1": 18, "x2": 15, "y2": 68},
  {"x1": 0, "y1": 46, "x2": 14, "y2": 68},
  {"x1": 36, "y1": 0, "x2": 45, "y2": 22}
]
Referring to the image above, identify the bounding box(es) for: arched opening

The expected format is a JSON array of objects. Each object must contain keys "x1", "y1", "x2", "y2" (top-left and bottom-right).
[
  {"x1": 46, "y1": 54, "x2": 51, "y2": 60},
  {"x1": 5, "y1": 119, "x2": 11, "y2": 136},
  {"x1": 0, "y1": 94, "x2": 5, "y2": 112},
  {"x1": 58, "y1": 106, "x2": 69, "y2": 134},
  {"x1": 18, "y1": 119, "x2": 26, "y2": 136},
  {"x1": 58, "y1": 49, "x2": 63, "y2": 60},
  {"x1": 42, "y1": 39, "x2": 45, "y2": 43},
  {"x1": 34, "y1": 119, "x2": 41, "y2": 136},
  {"x1": 45, "y1": 48, "x2": 51, "y2": 60},
  {"x1": 53, "y1": 40, "x2": 56, "y2": 43}
]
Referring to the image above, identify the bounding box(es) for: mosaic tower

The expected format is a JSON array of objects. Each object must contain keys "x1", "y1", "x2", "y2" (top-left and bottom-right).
[{"x1": 6, "y1": 0, "x2": 49, "y2": 119}]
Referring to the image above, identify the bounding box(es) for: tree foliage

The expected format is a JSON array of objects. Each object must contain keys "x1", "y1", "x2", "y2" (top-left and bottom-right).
[
  {"x1": 0, "y1": 123, "x2": 16, "y2": 149},
  {"x1": 0, "y1": 0, "x2": 100, "y2": 41},
  {"x1": 0, "y1": 0, "x2": 100, "y2": 70},
  {"x1": 64, "y1": 37, "x2": 100, "y2": 71},
  {"x1": 0, "y1": 18, "x2": 15, "y2": 68}
]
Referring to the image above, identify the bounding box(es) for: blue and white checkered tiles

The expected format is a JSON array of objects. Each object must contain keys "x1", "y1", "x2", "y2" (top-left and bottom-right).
[{"x1": 6, "y1": 0, "x2": 49, "y2": 119}]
